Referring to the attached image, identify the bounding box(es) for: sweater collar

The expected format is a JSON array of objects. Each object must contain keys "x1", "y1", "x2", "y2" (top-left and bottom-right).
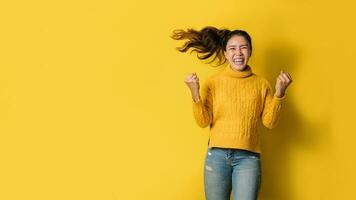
[{"x1": 223, "y1": 64, "x2": 253, "y2": 78}]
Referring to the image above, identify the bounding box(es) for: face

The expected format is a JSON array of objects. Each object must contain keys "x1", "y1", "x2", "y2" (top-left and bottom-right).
[{"x1": 224, "y1": 35, "x2": 251, "y2": 71}]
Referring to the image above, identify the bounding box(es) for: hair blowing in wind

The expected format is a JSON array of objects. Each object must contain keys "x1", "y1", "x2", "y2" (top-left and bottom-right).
[{"x1": 171, "y1": 26, "x2": 231, "y2": 66}]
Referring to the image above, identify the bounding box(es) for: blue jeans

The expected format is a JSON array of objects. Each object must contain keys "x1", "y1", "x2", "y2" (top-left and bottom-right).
[{"x1": 204, "y1": 147, "x2": 261, "y2": 200}]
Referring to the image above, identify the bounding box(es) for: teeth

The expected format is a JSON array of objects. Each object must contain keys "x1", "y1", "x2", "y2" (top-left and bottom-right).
[
  {"x1": 233, "y1": 59, "x2": 244, "y2": 65},
  {"x1": 233, "y1": 58, "x2": 244, "y2": 62}
]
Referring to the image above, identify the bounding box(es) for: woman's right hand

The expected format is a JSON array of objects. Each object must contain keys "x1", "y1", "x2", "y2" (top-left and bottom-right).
[{"x1": 185, "y1": 73, "x2": 200, "y2": 101}]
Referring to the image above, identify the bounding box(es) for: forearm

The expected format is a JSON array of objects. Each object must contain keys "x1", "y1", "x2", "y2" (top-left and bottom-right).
[
  {"x1": 192, "y1": 100, "x2": 211, "y2": 128},
  {"x1": 274, "y1": 91, "x2": 285, "y2": 98},
  {"x1": 262, "y1": 94, "x2": 285, "y2": 129},
  {"x1": 191, "y1": 90, "x2": 201, "y2": 102},
  {"x1": 191, "y1": 88, "x2": 212, "y2": 128}
]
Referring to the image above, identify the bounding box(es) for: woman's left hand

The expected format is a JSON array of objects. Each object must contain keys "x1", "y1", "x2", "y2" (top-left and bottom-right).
[{"x1": 275, "y1": 70, "x2": 292, "y2": 98}]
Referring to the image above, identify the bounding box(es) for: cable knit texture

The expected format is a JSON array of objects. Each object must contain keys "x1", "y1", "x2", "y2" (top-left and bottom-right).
[{"x1": 192, "y1": 65, "x2": 286, "y2": 153}]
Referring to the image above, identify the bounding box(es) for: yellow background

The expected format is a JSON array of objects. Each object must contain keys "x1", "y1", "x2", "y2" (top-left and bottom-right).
[{"x1": 0, "y1": 0, "x2": 355, "y2": 199}]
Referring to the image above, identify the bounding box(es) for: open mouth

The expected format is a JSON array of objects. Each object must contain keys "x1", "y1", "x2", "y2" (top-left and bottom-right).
[{"x1": 233, "y1": 58, "x2": 245, "y2": 65}]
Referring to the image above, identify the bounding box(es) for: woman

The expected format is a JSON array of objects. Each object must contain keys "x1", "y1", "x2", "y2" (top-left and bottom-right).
[{"x1": 171, "y1": 26, "x2": 292, "y2": 200}]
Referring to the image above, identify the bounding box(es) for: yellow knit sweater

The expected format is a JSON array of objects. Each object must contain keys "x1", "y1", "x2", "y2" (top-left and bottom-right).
[{"x1": 192, "y1": 65, "x2": 286, "y2": 153}]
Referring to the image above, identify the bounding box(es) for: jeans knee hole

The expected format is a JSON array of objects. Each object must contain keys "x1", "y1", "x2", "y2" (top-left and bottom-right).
[{"x1": 205, "y1": 165, "x2": 213, "y2": 171}]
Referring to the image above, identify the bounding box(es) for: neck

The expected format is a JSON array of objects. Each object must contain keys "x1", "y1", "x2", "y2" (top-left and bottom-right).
[{"x1": 224, "y1": 64, "x2": 253, "y2": 78}]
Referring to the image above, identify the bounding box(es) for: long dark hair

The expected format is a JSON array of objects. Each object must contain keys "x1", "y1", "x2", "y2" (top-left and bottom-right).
[{"x1": 171, "y1": 26, "x2": 252, "y2": 66}]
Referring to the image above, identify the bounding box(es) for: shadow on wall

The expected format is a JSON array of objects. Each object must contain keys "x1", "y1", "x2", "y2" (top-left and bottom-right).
[{"x1": 258, "y1": 41, "x2": 332, "y2": 200}]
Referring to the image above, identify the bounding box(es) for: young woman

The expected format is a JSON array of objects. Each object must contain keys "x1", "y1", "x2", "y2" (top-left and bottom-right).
[{"x1": 171, "y1": 26, "x2": 292, "y2": 200}]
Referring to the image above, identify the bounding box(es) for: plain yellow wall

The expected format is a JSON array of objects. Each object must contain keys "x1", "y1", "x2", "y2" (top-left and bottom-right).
[{"x1": 0, "y1": 0, "x2": 355, "y2": 199}]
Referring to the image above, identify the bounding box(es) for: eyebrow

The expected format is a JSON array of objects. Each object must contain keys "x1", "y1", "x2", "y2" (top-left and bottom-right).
[{"x1": 227, "y1": 44, "x2": 248, "y2": 48}]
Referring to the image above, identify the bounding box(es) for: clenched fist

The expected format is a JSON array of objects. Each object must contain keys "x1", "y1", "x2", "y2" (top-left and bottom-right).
[
  {"x1": 275, "y1": 70, "x2": 293, "y2": 97},
  {"x1": 185, "y1": 72, "x2": 200, "y2": 101}
]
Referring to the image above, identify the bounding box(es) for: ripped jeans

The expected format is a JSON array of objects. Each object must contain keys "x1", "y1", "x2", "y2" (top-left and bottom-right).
[{"x1": 204, "y1": 147, "x2": 261, "y2": 200}]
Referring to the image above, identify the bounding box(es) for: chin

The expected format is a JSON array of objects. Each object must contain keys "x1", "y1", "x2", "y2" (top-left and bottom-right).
[{"x1": 231, "y1": 63, "x2": 247, "y2": 71}]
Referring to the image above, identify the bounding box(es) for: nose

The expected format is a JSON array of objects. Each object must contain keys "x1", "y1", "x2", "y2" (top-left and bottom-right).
[{"x1": 235, "y1": 48, "x2": 243, "y2": 55}]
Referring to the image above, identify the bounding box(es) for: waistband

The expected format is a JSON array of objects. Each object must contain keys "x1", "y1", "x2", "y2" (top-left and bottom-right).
[{"x1": 208, "y1": 147, "x2": 260, "y2": 157}]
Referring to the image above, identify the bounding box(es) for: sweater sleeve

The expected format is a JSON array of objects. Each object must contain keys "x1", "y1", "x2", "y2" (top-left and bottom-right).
[
  {"x1": 261, "y1": 80, "x2": 286, "y2": 129},
  {"x1": 192, "y1": 79, "x2": 213, "y2": 128}
]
